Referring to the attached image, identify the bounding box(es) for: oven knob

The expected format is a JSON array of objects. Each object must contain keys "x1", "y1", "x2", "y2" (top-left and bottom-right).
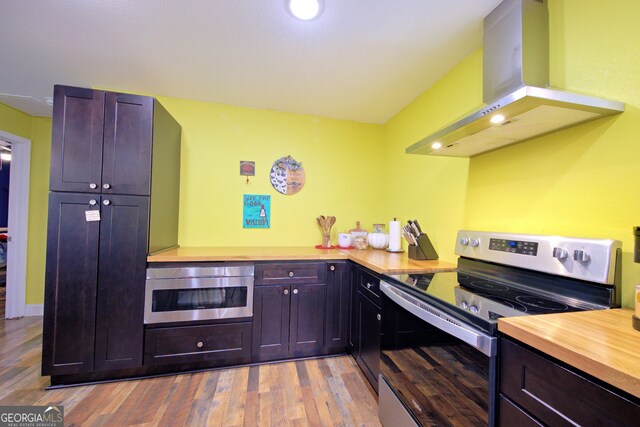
[
  {"x1": 196, "y1": 341, "x2": 204, "y2": 349},
  {"x1": 461, "y1": 301, "x2": 469, "y2": 309},
  {"x1": 470, "y1": 239, "x2": 480, "y2": 247},
  {"x1": 460, "y1": 238, "x2": 469, "y2": 246},
  {"x1": 553, "y1": 247, "x2": 568, "y2": 260},
  {"x1": 469, "y1": 305, "x2": 479, "y2": 314},
  {"x1": 573, "y1": 250, "x2": 591, "y2": 263}
]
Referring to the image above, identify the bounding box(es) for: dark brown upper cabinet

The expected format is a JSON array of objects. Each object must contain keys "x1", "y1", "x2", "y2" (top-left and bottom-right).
[{"x1": 50, "y1": 86, "x2": 155, "y2": 196}]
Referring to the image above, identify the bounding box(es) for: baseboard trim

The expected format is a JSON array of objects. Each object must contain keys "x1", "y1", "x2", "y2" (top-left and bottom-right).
[{"x1": 25, "y1": 304, "x2": 44, "y2": 316}]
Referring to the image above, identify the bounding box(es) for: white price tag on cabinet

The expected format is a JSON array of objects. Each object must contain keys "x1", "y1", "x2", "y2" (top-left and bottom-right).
[{"x1": 85, "y1": 210, "x2": 101, "y2": 222}]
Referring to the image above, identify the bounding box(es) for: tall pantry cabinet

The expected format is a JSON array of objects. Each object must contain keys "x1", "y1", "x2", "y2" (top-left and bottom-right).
[{"x1": 42, "y1": 85, "x2": 181, "y2": 378}]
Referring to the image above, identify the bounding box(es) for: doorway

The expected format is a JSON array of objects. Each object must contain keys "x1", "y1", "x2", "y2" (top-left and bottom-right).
[
  {"x1": 0, "y1": 140, "x2": 10, "y2": 317},
  {"x1": 0, "y1": 130, "x2": 31, "y2": 319}
]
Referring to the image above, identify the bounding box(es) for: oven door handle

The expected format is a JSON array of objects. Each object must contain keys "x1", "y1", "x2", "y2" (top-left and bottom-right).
[{"x1": 380, "y1": 281, "x2": 497, "y2": 357}]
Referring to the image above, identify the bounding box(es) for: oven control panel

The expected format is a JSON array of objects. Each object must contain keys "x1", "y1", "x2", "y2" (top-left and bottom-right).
[
  {"x1": 488, "y1": 238, "x2": 539, "y2": 256},
  {"x1": 455, "y1": 230, "x2": 621, "y2": 285}
]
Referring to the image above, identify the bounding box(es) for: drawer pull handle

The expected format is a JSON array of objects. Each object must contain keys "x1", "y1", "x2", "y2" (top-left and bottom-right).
[
  {"x1": 288, "y1": 271, "x2": 294, "y2": 277},
  {"x1": 293, "y1": 289, "x2": 299, "y2": 294},
  {"x1": 103, "y1": 183, "x2": 112, "y2": 189},
  {"x1": 196, "y1": 341, "x2": 204, "y2": 348},
  {"x1": 89, "y1": 183, "x2": 98, "y2": 189},
  {"x1": 330, "y1": 265, "x2": 335, "y2": 271},
  {"x1": 284, "y1": 289, "x2": 289, "y2": 295},
  {"x1": 367, "y1": 283, "x2": 372, "y2": 289},
  {"x1": 377, "y1": 314, "x2": 381, "y2": 321}
]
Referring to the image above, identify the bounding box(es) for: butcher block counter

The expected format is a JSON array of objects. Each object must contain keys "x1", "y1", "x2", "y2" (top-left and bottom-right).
[
  {"x1": 147, "y1": 246, "x2": 455, "y2": 274},
  {"x1": 499, "y1": 308, "x2": 640, "y2": 398}
]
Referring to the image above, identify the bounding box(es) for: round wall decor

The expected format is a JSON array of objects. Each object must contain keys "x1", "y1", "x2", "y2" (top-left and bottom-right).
[{"x1": 270, "y1": 155, "x2": 305, "y2": 195}]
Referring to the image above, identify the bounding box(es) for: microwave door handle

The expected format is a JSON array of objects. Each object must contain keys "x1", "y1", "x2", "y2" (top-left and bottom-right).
[{"x1": 380, "y1": 282, "x2": 496, "y2": 357}]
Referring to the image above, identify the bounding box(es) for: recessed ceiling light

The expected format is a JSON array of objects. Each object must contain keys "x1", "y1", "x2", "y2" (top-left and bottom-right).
[
  {"x1": 431, "y1": 142, "x2": 442, "y2": 150},
  {"x1": 289, "y1": 0, "x2": 321, "y2": 20},
  {"x1": 490, "y1": 114, "x2": 505, "y2": 124}
]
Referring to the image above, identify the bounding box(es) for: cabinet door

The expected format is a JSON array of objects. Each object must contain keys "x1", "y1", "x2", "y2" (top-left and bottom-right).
[
  {"x1": 290, "y1": 283, "x2": 326, "y2": 357},
  {"x1": 358, "y1": 291, "x2": 381, "y2": 390},
  {"x1": 252, "y1": 285, "x2": 291, "y2": 361},
  {"x1": 49, "y1": 85, "x2": 104, "y2": 193},
  {"x1": 325, "y1": 262, "x2": 351, "y2": 352},
  {"x1": 42, "y1": 192, "x2": 100, "y2": 375},
  {"x1": 94, "y1": 195, "x2": 150, "y2": 371},
  {"x1": 102, "y1": 92, "x2": 153, "y2": 196},
  {"x1": 349, "y1": 266, "x2": 361, "y2": 354}
]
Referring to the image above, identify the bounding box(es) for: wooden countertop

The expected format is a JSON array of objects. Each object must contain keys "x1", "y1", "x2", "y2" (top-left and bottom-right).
[
  {"x1": 499, "y1": 309, "x2": 640, "y2": 398},
  {"x1": 341, "y1": 248, "x2": 455, "y2": 274},
  {"x1": 147, "y1": 246, "x2": 455, "y2": 275}
]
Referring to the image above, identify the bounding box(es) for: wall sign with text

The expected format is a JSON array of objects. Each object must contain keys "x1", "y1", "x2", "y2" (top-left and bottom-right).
[{"x1": 243, "y1": 194, "x2": 270, "y2": 228}]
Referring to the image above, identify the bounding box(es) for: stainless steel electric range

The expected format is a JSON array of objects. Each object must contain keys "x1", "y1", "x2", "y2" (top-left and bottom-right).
[{"x1": 378, "y1": 230, "x2": 621, "y2": 427}]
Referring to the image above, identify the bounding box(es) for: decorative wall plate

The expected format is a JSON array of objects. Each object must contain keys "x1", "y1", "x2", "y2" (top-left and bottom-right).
[{"x1": 270, "y1": 155, "x2": 305, "y2": 195}]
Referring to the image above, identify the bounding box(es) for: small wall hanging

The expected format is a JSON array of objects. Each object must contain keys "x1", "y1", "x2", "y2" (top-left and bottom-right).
[
  {"x1": 243, "y1": 194, "x2": 270, "y2": 228},
  {"x1": 270, "y1": 155, "x2": 305, "y2": 195},
  {"x1": 240, "y1": 160, "x2": 255, "y2": 184}
]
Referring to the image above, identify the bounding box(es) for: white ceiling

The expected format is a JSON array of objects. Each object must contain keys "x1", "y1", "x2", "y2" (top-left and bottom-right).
[{"x1": 0, "y1": 0, "x2": 501, "y2": 123}]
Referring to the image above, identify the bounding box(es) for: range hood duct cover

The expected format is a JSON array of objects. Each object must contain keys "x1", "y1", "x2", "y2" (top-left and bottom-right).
[{"x1": 407, "y1": 0, "x2": 624, "y2": 158}]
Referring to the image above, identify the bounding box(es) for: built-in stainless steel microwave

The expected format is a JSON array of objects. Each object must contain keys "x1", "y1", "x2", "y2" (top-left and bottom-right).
[{"x1": 144, "y1": 264, "x2": 254, "y2": 324}]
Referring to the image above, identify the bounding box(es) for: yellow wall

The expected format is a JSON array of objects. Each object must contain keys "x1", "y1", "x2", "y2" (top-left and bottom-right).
[
  {"x1": 0, "y1": 103, "x2": 31, "y2": 138},
  {"x1": 0, "y1": 104, "x2": 52, "y2": 305},
  {"x1": 26, "y1": 118, "x2": 52, "y2": 304},
  {"x1": 155, "y1": 97, "x2": 386, "y2": 247},
  {"x1": 384, "y1": 0, "x2": 640, "y2": 306},
  {"x1": 381, "y1": 51, "x2": 482, "y2": 262}
]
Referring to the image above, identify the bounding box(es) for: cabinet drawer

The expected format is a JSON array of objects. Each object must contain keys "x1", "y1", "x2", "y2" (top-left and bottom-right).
[
  {"x1": 359, "y1": 270, "x2": 380, "y2": 304},
  {"x1": 255, "y1": 262, "x2": 325, "y2": 285},
  {"x1": 145, "y1": 322, "x2": 251, "y2": 366},
  {"x1": 498, "y1": 395, "x2": 543, "y2": 427},
  {"x1": 500, "y1": 338, "x2": 640, "y2": 426}
]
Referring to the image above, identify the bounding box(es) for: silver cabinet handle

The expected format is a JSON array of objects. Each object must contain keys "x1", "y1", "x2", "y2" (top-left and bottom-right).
[
  {"x1": 103, "y1": 199, "x2": 111, "y2": 206},
  {"x1": 367, "y1": 283, "x2": 372, "y2": 289},
  {"x1": 103, "y1": 183, "x2": 111, "y2": 189},
  {"x1": 89, "y1": 183, "x2": 97, "y2": 189},
  {"x1": 330, "y1": 265, "x2": 335, "y2": 271},
  {"x1": 293, "y1": 289, "x2": 299, "y2": 294},
  {"x1": 89, "y1": 199, "x2": 97, "y2": 206},
  {"x1": 376, "y1": 314, "x2": 381, "y2": 321},
  {"x1": 284, "y1": 289, "x2": 289, "y2": 295},
  {"x1": 288, "y1": 271, "x2": 294, "y2": 277},
  {"x1": 196, "y1": 341, "x2": 204, "y2": 348}
]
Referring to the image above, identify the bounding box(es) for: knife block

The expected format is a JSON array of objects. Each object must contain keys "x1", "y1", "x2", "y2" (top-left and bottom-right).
[{"x1": 408, "y1": 234, "x2": 439, "y2": 260}]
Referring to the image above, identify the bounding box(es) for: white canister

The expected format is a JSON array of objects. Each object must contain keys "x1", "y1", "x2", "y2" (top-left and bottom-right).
[{"x1": 338, "y1": 233, "x2": 352, "y2": 248}]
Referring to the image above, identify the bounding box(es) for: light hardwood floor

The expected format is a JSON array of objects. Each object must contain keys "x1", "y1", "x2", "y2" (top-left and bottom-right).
[{"x1": 0, "y1": 316, "x2": 382, "y2": 426}]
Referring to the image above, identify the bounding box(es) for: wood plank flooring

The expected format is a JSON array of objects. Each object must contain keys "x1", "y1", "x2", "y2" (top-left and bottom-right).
[{"x1": 0, "y1": 316, "x2": 381, "y2": 426}]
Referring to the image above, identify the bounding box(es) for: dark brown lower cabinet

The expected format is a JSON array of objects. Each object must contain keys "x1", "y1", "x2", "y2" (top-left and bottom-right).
[
  {"x1": 42, "y1": 192, "x2": 149, "y2": 376},
  {"x1": 252, "y1": 283, "x2": 326, "y2": 361},
  {"x1": 252, "y1": 285, "x2": 291, "y2": 361},
  {"x1": 351, "y1": 265, "x2": 382, "y2": 391},
  {"x1": 499, "y1": 337, "x2": 640, "y2": 426},
  {"x1": 42, "y1": 193, "x2": 100, "y2": 375},
  {"x1": 356, "y1": 289, "x2": 381, "y2": 390},
  {"x1": 145, "y1": 323, "x2": 252, "y2": 366},
  {"x1": 94, "y1": 195, "x2": 149, "y2": 371},
  {"x1": 325, "y1": 262, "x2": 351, "y2": 352}
]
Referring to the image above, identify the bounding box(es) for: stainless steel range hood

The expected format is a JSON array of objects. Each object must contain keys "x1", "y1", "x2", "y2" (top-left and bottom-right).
[{"x1": 407, "y1": 0, "x2": 624, "y2": 158}]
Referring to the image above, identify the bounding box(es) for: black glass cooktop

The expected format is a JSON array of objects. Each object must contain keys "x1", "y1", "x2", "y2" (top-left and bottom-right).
[{"x1": 382, "y1": 270, "x2": 587, "y2": 334}]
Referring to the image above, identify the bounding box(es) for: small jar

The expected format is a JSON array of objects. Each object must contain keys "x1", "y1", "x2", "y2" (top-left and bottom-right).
[{"x1": 352, "y1": 232, "x2": 369, "y2": 250}]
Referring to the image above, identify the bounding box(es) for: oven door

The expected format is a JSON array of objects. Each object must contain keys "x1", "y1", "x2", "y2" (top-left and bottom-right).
[
  {"x1": 144, "y1": 276, "x2": 254, "y2": 324},
  {"x1": 379, "y1": 281, "x2": 497, "y2": 427}
]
